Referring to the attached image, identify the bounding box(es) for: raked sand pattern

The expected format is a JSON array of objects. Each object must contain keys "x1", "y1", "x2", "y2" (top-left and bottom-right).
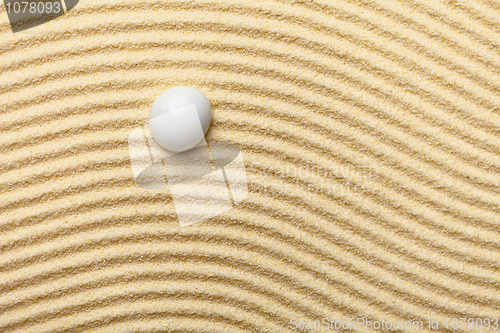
[{"x1": 1, "y1": 0, "x2": 500, "y2": 332}]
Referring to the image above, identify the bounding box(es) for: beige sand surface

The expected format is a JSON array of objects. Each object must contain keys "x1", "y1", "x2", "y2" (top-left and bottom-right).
[{"x1": 1, "y1": 0, "x2": 499, "y2": 332}]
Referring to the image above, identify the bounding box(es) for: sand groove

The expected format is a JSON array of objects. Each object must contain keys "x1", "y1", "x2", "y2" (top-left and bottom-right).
[{"x1": 1, "y1": 0, "x2": 499, "y2": 332}]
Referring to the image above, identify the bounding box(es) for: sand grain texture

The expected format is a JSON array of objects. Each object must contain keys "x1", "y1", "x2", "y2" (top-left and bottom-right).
[{"x1": 1, "y1": 0, "x2": 500, "y2": 332}]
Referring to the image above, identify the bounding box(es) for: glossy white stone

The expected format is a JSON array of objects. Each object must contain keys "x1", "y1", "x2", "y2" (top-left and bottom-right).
[{"x1": 149, "y1": 87, "x2": 212, "y2": 152}]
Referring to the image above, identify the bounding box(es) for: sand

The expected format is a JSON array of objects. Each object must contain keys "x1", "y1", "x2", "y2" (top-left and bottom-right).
[{"x1": 1, "y1": 0, "x2": 499, "y2": 332}]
